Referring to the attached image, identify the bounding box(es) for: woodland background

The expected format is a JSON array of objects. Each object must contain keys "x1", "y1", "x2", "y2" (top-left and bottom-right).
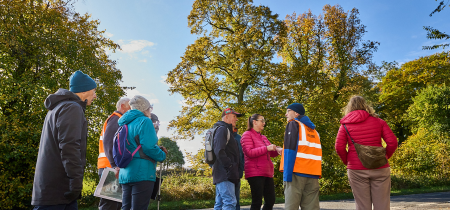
[{"x1": 0, "y1": 0, "x2": 449, "y2": 208}]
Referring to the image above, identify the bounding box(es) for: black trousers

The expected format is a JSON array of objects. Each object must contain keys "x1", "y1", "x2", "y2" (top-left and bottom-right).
[
  {"x1": 121, "y1": 181, "x2": 155, "y2": 210},
  {"x1": 247, "y1": 176, "x2": 276, "y2": 210}
]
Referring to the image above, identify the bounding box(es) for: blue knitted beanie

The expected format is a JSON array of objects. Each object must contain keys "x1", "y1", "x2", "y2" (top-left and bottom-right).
[
  {"x1": 69, "y1": 70, "x2": 97, "y2": 93},
  {"x1": 287, "y1": 103, "x2": 305, "y2": 115}
]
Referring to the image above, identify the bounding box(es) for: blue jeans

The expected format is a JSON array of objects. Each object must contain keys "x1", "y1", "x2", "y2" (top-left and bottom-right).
[
  {"x1": 33, "y1": 200, "x2": 77, "y2": 210},
  {"x1": 214, "y1": 181, "x2": 237, "y2": 210},
  {"x1": 235, "y1": 181, "x2": 241, "y2": 210},
  {"x1": 121, "y1": 181, "x2": 155, "y2": 210}
]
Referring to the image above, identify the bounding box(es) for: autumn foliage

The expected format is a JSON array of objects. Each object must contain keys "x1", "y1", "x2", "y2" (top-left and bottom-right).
[{"x1": 0, "y1": 0, "x2": 125, "y2": 208}]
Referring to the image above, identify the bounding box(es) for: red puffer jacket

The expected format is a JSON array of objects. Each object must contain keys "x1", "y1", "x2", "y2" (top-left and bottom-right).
[
  {"x1": 241, "y1": 128, "x2": 279, "y2": 179},
  {"x1": 335, "y1": 110, "x2": 398, "y2": 170}
]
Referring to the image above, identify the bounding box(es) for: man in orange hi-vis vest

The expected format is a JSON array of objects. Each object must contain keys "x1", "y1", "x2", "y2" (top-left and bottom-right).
[
  {"x1": 280, "y1": 103, "x2": 322, "y2": 210},
  {"x1": 97, "y1": 97, "x2": 130, "y2": 210}
]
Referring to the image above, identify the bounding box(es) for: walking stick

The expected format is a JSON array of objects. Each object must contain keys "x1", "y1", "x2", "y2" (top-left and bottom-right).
[{"x1": 157, "y1": 162, "x2": 163, "y2": 210}]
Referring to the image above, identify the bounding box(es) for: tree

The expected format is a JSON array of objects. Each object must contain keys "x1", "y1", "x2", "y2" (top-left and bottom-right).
[
  {"x1": 158, "y1": 137, "x2": 185, "y2": 171},
  {"x1": 275, "y1": 5, "x2": 380, "y2": 193},
  {"x1": 165, "y1": 0, "x2": 285, "y2": 140},
  {"x1": 390, "y1": 85, "x2": 450, "y2": 181},
  {"x1": 423, "y1": 0, "x2": 450, "y2": 50},
  {"x1": 408, "y1": 85, "x2": 450, "y2": 135},
  {"x1": 378, "y1": 52, "x2": 450, "y2": 143},
  {"x1": 186, "y1": 148, "x2": 212, "y2": 176},
  {"x1": 0, "y1": 1, "x2": 125, "y2": 208}
]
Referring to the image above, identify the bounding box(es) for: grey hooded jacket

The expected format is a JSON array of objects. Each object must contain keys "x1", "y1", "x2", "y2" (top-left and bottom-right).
[{"x1": 32, "y1": 89, "x2": 88, "y2": 205}]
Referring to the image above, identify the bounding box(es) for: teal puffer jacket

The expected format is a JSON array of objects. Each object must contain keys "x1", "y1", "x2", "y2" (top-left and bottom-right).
[{"x1": 118, "y1": 109, "x2": 166, "y2": 184}]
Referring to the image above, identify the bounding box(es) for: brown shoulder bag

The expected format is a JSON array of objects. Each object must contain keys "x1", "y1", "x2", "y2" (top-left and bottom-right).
[{"x1": 343, "y1": 124, "x2": 388, "y2": 169}]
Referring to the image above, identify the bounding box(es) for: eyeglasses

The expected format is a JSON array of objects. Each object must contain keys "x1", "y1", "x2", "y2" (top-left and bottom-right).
[{"x1": 255, "y1": 119, "x2": 266, "y2": 123}]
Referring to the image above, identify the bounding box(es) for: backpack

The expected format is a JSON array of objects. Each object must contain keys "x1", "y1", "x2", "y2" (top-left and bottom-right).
[
  {"x1": 204, "y1": 125, "x2": 230, "y2": 165},
  {"x1": 113, "y1": 125, "x2": 155, "y2": 168}
]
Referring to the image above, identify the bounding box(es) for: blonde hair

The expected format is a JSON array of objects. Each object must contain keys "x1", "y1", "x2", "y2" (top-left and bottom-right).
[{"x1": 343, "y1": 95, "x2": 378, "y2": 117}]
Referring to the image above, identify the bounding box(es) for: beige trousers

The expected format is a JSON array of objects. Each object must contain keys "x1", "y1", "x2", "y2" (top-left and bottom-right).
[
  {"x1": 347, "y1": 167, "x2": 391, "y2": 210},
  {"x1": 284, "y1": 175, "x2": 320, "y2": 210}
]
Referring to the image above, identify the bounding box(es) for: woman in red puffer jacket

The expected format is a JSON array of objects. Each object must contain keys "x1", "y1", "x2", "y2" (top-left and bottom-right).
[
  {"x1": 335, "y1": 96, "x2": 398, "y2": 210},
  {"x1": 241, "y1": 113, "x2": 282, "y2": 210}
]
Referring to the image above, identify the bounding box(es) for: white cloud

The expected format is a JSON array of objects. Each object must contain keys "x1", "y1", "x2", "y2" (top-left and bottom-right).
[
  {"x1": 104, "y1": 32, "x2": 114, "y2": 37},
  {"x1": 125, "y1": 89, "x2": 159, "y2": 104},
  {"x1": 139, "y1": 59, "x2": 147, "y2": 63},
  {"x1": 120, "y1": 40, "x2": 155, "y2": 53}
]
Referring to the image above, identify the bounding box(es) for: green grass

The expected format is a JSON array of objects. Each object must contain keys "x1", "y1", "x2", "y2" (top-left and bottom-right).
[{"x1": 80, "y1": 185, "x2": 450, "y2": 210}]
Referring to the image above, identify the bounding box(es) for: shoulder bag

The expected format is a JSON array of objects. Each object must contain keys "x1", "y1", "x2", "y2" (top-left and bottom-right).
[{"x1": 343, "y1": 124, "x2": 388, "y2": 169}]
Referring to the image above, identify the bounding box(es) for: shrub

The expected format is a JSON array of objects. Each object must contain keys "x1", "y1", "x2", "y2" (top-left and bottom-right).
[{"x1": 390, "y1": 129, "x2": 450, "y2": 187}]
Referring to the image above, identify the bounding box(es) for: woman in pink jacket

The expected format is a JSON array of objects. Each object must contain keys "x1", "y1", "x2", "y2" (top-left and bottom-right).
[
  {"x1": 241, "y1": 114, "x2": 282, "y2": 210},
  {"x1": 335, "y1": 96, "x2": 398, "y2": 210}
]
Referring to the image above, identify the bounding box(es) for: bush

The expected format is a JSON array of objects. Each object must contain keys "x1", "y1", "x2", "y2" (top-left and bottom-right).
[
  {"x1": 390, "y1": 129, "x2": 450, "y2": 188},
  {"x1": 160, "y1": 173, "x2": 251, "y2": 201},
  {"x1": 79, "y1": 178, "x2": 100, "y2": 208}
]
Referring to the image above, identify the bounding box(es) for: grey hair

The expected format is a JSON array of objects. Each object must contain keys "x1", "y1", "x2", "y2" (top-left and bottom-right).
[{"x1": 116, "y1": 97, "x2": 130, "y2": 110}]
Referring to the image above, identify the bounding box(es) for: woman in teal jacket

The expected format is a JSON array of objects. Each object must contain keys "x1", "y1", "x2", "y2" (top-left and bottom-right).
[{"x1": 118, "y1": 95, "x2": 167, "y2": 210}]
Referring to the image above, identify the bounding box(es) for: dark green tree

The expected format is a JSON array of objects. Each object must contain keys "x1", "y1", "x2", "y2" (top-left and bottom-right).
[
  {"x1": 0, "y1": 0, "x2": 125, "y2": 208},
  {"x1": 158, "y1": 137, "x2": 185, "y2": 171}
]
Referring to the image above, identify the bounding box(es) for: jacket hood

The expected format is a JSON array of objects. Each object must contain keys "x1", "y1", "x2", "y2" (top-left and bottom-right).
[
  {"x1": 118, "y1": 109, "x2": 146, "y2": 126},
  {"x1": 340, "y1": 110, "x2": 370, "y2": 124},
  {"x1": 214, "y1": 121, "x2": 232, "y2": 130},
  {"x1": 44, "y1": 88, "x2": 85, "y2": 111},
  {"x1": 295, "y1": 115, "x2": 316, "y2": 129}
]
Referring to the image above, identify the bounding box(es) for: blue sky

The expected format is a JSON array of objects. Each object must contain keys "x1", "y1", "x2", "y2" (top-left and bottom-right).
[{"x1": 75, "y1": 0, "x2": 448, "y2": 166}]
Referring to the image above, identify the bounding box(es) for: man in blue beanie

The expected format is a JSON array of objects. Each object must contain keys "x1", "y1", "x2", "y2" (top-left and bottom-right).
[
  {"x1": 280, "y1": 103, "x2": 322, "y2": 210},
  {"x1": 32, "y1": 70, "x2": 97, "y2": 210}
]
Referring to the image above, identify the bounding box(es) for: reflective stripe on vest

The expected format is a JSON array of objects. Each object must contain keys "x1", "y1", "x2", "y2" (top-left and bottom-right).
[
  {"x1": 280, "y1": 120, "x2": 322, "y2": 177},
  {"x1": 97, "y1": 112, "x2": 122, "y2": 169}
]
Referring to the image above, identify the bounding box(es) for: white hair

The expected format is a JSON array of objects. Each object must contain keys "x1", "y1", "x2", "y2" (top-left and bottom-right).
[{"x1": 116, "y1": 97, "x2": 130, "y2": 110}]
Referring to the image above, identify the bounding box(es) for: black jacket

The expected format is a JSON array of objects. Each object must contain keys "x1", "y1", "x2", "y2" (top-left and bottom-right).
[
  {"x1": 212, "y1": 121, "x2": 240, "y2": 185},
  {"x1": 32, "y1": 89, "x2": 88, "y2": 205}
]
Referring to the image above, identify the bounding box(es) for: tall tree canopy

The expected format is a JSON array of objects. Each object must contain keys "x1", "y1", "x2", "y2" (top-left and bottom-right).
[
  {"x1": 168, "y1": 1, "x2": 380, "y2": 194},
  {"x1": 0, "y1": 0, "x2": 125, "y2": 208},
  {"x1": 166, "y1": 0, "x2": 285, "y2": 139},
  {"x1": 275, "y1": 4, "x2": 380, "y2": 192}
]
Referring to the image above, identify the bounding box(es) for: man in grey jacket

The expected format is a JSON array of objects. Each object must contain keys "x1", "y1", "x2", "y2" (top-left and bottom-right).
[{"x1": 32, "y1": 70, "x2": 97, "y2": 210}]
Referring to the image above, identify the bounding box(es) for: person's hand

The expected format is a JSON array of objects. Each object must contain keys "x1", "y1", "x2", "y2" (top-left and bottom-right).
[
  {"x1": 159, "y1": 146, "x2": 168, "y2": 154},
  {"x1": 267, "y1": 144, "x2": 276, "y2": 151},
  {"x1": 276, "y1": 146, "x2": 283, "y2": 155},
  {"x1": 114, "y1": 167, "x2": 120, "y2": 179}
]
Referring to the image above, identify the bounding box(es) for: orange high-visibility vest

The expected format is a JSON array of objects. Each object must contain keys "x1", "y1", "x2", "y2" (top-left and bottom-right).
[
  {"x1": 280, "y1": 119, "x2": 322, "y2": 177},
  {"x1": 97, "y1": 112, "x2": 122, "y2": 169}
]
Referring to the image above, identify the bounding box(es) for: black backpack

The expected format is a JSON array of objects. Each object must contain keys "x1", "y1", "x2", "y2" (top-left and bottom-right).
[{"x1": 204, "y1": 125, "x2": 230, "y2": 165}]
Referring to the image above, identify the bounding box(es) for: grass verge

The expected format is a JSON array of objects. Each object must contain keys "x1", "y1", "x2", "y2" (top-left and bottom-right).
[{"x1": 80, "y1": 185, "x2": 450, "y2": 210}]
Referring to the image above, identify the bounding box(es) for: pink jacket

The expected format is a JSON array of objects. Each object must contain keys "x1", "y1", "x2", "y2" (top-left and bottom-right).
[
  {"x1": 335, "y1": 110, "x2": 398, "y2": 170},
  {"x1": 241, "y1": 128, "x2": 279, "y2": 179}
]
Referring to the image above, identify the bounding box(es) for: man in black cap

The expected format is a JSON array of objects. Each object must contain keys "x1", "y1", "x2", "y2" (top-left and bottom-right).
[
  {"x1": 32, "y1": 70, "x2": 97, "y2": 210},
  {"x1": 213, "y1": 108, "x2": 242, "y2": 210}
]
